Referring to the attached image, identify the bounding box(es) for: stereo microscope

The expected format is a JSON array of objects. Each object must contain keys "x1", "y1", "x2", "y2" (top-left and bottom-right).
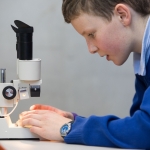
[{"x1": 0, "y1": 20, "x2": 42, "y2": 139}]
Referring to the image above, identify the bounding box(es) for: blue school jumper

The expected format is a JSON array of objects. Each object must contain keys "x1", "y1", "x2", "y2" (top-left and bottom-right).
[{"x1": 64, "y1": 17, "x2": 150, "y2": 149}]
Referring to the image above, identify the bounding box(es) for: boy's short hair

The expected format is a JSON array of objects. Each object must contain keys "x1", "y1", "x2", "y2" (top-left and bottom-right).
[{"x1": 62, "y1": 0, "x2": 150, "y2": 23}]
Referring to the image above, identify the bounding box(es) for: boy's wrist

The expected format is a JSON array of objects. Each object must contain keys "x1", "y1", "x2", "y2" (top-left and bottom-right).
[
  {"x1": 72, "y1": 112, "x2": 78, "y2": 120},
  {"x1": 60, "y1": 121, "x2": 74, "y2": 138}
]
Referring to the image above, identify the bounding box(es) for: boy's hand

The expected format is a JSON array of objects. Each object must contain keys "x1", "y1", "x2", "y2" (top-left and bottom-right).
[
  {"x1": 29, "y1": 104, "x2": 74, "y2": 120},
  {"x1": 16, "y1": 104, "x2": 73, "y2": 141},
  {"x1": 21, "y1": 110, "x2": 72, "y2": 141}
]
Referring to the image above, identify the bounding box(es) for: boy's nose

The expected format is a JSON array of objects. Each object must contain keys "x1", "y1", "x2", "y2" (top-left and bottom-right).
[
  {"x1": 88, "y1": 44, "x2": 98, "y2": 54},
  {"x1": 86, "y1": 40, "x2": 98, "y2": 54}
]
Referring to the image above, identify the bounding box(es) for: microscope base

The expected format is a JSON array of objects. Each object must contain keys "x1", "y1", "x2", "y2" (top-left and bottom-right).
[{"x1": 0, "y1": 117, "x2": 40, "y2": 139}]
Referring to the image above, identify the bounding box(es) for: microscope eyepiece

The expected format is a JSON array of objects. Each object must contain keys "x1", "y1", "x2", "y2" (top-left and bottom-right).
[{"x1": 11, "y1": 20, "x2": 34, "y2": 60}]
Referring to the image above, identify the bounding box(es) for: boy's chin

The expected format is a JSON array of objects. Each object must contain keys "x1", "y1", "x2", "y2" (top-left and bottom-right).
[{"x1": 113, "y1": 60, "x2": 125, "y2": 66}]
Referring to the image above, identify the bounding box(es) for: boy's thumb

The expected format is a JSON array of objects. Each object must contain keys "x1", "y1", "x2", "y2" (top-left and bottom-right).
[{"x1": 30, "y1": 105, "x2": 36, "y2": 110}]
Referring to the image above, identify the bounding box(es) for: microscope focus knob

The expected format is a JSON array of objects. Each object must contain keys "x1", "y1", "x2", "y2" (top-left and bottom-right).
[{"x1": 2, "y1": 86, "x2": 17, "y2": 100}]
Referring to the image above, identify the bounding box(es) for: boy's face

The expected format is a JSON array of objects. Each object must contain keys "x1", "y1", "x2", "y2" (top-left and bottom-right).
[{"x1": 71, "y1": 13, "x2": 133, "y2": 66}]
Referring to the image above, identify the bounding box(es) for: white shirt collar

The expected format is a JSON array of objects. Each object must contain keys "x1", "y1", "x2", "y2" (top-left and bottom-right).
[{"x1": 133, "y1": 16, "x2": 150, "y2": 76}]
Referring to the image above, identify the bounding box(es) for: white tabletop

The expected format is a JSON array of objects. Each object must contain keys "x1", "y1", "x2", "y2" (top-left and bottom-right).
[{"x1": 0, "y1": 140, "x2": 139, "y2": 150}]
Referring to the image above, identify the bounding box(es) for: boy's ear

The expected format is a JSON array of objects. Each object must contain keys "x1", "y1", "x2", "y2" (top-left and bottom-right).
[{"x1": 114, "y1": 4, "x2": 131, "y2": 26}]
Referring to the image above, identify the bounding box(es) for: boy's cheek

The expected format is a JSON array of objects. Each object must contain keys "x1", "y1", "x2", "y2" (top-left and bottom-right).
[{"x1": 99, "y1": 38, "x2": 122, "y2": 55}]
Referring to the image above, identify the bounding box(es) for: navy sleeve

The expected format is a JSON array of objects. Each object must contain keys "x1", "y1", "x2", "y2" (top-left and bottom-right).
[
  {"x1": 64, "y1": 77, "x2": 150, "y2": 149},
  {"x1": 130, "y1": 75, "x2": 146, "y2": 116}
]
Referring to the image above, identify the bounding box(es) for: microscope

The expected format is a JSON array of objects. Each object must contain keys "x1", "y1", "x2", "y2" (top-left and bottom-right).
[{"x1": 0, "y1": 20, "x2": 42, "y2": 139}]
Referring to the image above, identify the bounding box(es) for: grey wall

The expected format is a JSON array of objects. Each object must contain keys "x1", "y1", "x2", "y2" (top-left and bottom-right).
[{"x1": 0, "y1": 0, "x2": 134, "y2": 122}]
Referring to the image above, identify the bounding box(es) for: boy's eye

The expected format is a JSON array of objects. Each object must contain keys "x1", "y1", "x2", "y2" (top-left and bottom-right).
[{"x1": 88, "y1": 33, "x2": 95, "y2": 38}]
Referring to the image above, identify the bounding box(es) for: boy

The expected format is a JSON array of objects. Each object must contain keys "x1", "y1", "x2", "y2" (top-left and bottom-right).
[{"x1": 19, "y1": 0, "x2": 150, "y2": 149}]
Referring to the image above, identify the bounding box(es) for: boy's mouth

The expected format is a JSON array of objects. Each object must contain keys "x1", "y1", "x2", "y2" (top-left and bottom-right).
[{"x1": 106, "y1": 55, "x2": 110, "y2": 61}]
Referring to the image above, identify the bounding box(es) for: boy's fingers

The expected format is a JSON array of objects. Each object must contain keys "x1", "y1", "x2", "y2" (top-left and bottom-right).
[
  {"x1": 30, "y1": 126, "x2": 43, "y2": 136},
  {"x1": 16, "y1": 119, "x2": 22, "y2": 126},
  {"x1": 30, "y1": 104, "x2": 50, "y2": 110},
  {"x1": 22, "y1": 114, "x2": 42, "y2": 121},
  {"x1": 30, "y1": 104, "x2": 41, "y2": 110},
  {"x1": 22, "y1": 118, "x2": 42, "y2": 128},
  {"x1": 19, "y1": 111, "x2": 28, "y2": 119},
  {"x1": 30, "y1": 105, "x2": 36, "y2": 110}
]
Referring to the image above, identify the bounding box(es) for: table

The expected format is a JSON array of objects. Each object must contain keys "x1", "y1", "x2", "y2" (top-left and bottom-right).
[{"x1": 0, "y1": 140, "x2": 139, "y2": 150}]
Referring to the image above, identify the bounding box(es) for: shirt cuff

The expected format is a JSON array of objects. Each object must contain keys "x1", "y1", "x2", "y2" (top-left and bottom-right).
[{"x1": 72, "y1": 112, "x2": 78, "y2": 120}]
